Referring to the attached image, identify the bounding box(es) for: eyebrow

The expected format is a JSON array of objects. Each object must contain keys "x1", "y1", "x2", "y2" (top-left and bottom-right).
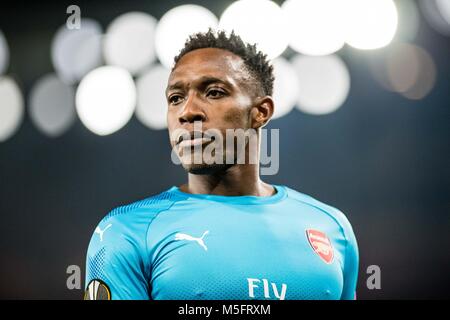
[{"x1": 166, "y1": 76, "x2": 233, "y2": 96}]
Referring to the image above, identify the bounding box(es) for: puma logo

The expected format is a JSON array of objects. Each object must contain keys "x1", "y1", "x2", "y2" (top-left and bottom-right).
[
  {"x1": 95, "y1": 223, "x2": 112, "y2": 242},
  {"x1": 175, "y1": 230, "x2": 209, "y2": 251}
]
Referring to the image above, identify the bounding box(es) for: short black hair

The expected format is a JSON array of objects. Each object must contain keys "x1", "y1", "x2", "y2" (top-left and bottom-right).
[{"x1": 173, "y1": 28, "x2": 274, "y2": 97}]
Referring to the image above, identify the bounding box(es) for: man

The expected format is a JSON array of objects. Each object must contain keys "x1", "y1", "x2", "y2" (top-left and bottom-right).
[{"x1": 84, "y1": 29, "x2": 359, "y2": 300}]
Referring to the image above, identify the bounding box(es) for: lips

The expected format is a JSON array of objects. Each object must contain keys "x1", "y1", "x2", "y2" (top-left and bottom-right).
[{"x1": 176, "y1": 131, "x2": 215, "y2": 148}]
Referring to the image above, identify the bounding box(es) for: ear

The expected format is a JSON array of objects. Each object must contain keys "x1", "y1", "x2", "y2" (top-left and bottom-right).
[{"x1": 250, "y1": 96, "x2": 274, "y2": 129}]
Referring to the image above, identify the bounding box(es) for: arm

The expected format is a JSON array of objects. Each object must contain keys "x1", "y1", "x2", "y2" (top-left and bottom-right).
[
  {"x1": 340, "y1": 219, "x2": 359, "y2": 300},
  {"x1": 84, "y1": 215, "x2": 150, "y2": 300}
]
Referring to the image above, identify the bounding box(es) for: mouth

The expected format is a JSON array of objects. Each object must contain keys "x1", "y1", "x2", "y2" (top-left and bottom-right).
[{"x1": 176, "y1": 131, "x2": 215, "y2": 148}]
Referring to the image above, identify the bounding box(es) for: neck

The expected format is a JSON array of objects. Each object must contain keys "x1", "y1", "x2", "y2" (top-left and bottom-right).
[{"x1": 180, "y1": 163, "x2": 275, "y2": 197}]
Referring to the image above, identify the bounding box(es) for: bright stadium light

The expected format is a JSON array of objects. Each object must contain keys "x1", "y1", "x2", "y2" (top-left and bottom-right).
[
  {"x1": 136, "y1": 64, "x2": 171, "y2": 130},
  {"x1": 76, "y1": 66, "x2": 136, "y2": 136},
  {"x1": 219, "y1": 0, "x2": 289, "y2": 59},
  {"x1": 0, "y1": 30, "x2": 9, "y2": 75},
  {"x1": 104, "y1": 12, "x2": 158, "y2": 75},
  {"x1": 292, "y1": 54, "x2": 350, "y2": 115},
  {"x1": 345, "y1": 0, "x2": 398, "y2": 50},
  {"x1": 155, "y1": 5, "x2": 218, "y2": 69},
  {"x1": 51, "y1": 18, "x2": 103, "y2": 84},
  {"x1": 271, "y1": 57, "x2": 300, "y2": 119},
  {"x1": 282, "y1": 0, "x2": 346, "y2": 56},
  {"x1": 29, "y1": 74, "x2": 76, "y2": 137},
  {"x1": 0, "y1": 77, "x2": 24, "y2": 142}
]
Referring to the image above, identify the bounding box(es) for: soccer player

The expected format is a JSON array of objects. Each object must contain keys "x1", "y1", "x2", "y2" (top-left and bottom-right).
[{"x1": 84, "y1": 29, "x2": 359, "y2": 300}]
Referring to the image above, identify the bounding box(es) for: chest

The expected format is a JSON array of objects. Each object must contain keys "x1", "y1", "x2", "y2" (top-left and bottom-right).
[{"x1": 148, "y1": 208, "x2": 345, "y2": 300}]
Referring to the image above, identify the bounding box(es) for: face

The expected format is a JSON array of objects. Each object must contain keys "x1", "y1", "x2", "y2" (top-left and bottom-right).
[{"x1": 166, "y1": 48, "x2": 271, "y2": 174}]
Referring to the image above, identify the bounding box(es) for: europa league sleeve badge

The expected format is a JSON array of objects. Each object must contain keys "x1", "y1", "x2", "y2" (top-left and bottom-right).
[{"x1": 84, "y1": 279, "x2": 111, "y2": 300}]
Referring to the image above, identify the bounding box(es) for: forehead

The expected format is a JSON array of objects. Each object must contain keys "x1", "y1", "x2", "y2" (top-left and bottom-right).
[{"x1": 168, "y1": 48, "x2": 249, "y2": 87}]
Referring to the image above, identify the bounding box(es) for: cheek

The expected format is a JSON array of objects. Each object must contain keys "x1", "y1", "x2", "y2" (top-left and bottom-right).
[
  {"x1": 166, "y1": 111, "x2": 177, "y2": 145},
  {"x1": 235, "y1": 94, "x2": 252, "y2": 107},
  {"x1": 220, "y1": 95, "x2": 252, "y2": 127},
  {"x1": 167, "y1": 108, "x2": 178, "y2": 127},
  {"x1": 222, "y1": 108, "x2": 249, "y2": 128}
]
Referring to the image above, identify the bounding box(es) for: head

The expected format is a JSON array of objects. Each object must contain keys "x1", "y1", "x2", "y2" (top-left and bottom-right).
[{"x1": 166, "y1": 29, "x2": 275, "y2": 174}]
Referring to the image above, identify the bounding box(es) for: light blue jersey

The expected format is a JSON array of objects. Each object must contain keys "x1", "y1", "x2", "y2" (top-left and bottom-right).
[{"x1": 84, "y1": 185, "x2": 358, "y2": 300}]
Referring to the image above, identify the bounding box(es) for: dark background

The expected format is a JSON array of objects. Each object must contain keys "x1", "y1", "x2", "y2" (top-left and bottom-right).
[{"x1": 0, "y1": 0, "x2": 449, "y2": 299}]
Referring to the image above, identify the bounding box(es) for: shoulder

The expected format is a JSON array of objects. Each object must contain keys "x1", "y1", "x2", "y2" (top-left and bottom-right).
[
  {"x1": 87, "y1": 188, "x2": 186, "y2": 254},
  {"x1": 282, "y1": 185, "x2": 355, "y2": 238},
  {"x1": 102, "y1": 187, "x2": 185, "y2": 225},
  {"x1": 95, "y1": 187, "x2": 188, "y2": 233}
]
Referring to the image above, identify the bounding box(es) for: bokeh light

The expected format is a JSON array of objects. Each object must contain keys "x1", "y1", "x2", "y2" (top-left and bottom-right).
[
  {"x1": 104, "y1": 12, "x2": 157, "y2": 75},
  {"x1": 387, "y1": 46, "x2": 420, "y2": 94},
  {"x1": 420, "y1": 0, "x2": 450, "y2": 37},
  {"x1": 155, "y1": 5, "x2": 218, "y2": 69},
  {"x1": 29, "y1": 74, "x2": 76, "y2": 137},
  {"x1": 436, "y1": 0, "x2": 450, "y2": 25},
  {"x1": 135, "y1": 64, "x2": 171, "y2": 130},
  {"x1": 0, "y1": 30, "x2": 9, "y2": 75},
  {"x1": 219, "y1": 0, "x2": 288, "y2": 59},
  {"x1": 395, "y1": 0, "x2": 420, "y2": 41},
  {"x1": 370, "y1": 43, "x2": 437, "y2": 101},
  {"x1": 345, "y1": 0, "x2": 398, "y2": 50},
  {"x1": 76, "y1": 66, "x2": 136, "y2": 136},
  {"x1": 51, "y1": 18, "x2": 103, "y2": 84},
  {"x1": 282, "y1": 0, "x2": 346, "y2": 56},
  {"x1": 0, "y1": 77, "x2": 24, "y2": 142},
  {"x1": 271, "y1": 57, "x2": 300, "y2": 119},
  {"x1": 292, "y1": 54, "x2": 350, "y2": 115}
]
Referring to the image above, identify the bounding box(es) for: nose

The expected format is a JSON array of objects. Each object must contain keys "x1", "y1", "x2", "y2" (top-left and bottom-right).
[{"x1": 178, "y1": 93, "x2": 206, "y2": 124}]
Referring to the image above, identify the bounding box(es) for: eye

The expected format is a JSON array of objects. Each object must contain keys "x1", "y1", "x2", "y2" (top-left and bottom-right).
[
  {"x1": 168, "y1": 94, "x2": 184, "y2": 105},
  {"x1": 206, "y1": 88, "x2": 226, "y2": 98}
]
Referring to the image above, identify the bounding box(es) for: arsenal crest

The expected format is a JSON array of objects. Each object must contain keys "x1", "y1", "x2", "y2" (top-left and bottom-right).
[{"x1": 306, "y1": 229, "x2": 334, "y2": 264}]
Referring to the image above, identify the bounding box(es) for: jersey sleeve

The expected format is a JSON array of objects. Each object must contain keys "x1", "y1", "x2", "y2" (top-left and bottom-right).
[
  {"x1": 339, "y1": 214, "x2": 359, "y2": 300},
  {"x1": 84, "y1": 213, "x2": 151, "y2": 300}
]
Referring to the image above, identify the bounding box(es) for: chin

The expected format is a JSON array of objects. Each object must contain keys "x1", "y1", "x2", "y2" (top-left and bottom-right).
[{"x1": 183, "y1": 162, "x2": 232, "y2": 175}]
